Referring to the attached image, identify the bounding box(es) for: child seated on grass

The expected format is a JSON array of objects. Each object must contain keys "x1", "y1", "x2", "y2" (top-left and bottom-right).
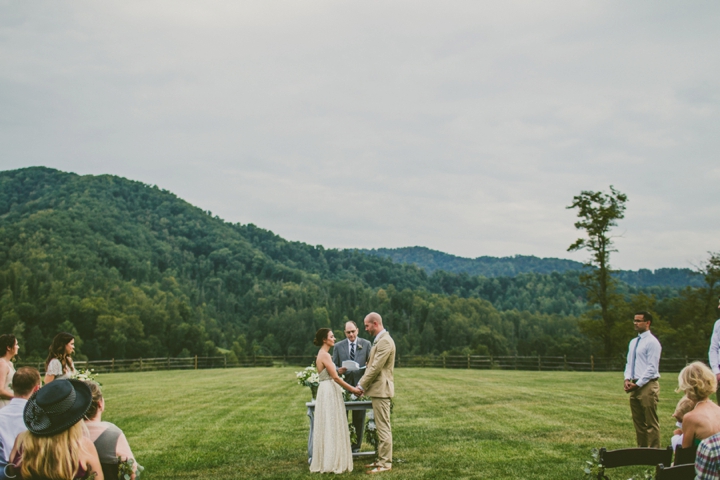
[{"x1": 671, "y1": 395, "x2": 697, "y2": 450}]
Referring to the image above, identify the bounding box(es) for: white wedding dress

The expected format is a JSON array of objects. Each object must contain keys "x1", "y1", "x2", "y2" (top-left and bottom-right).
[{"x1": 309, "y1": 368, "x2": 353, "y2": 474}]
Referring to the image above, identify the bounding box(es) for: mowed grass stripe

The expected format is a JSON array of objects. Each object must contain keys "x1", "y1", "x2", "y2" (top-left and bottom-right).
[{"x1": 95, "y1": 368, "x2": 686, "y2": 479}]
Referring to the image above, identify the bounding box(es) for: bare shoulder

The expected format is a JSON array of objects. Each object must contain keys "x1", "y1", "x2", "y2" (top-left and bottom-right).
[{"x1": 683, "y1": 409, "x2": 704, "y2": 427}]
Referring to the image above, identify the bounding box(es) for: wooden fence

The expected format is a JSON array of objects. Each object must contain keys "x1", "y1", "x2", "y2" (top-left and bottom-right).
[{"x1": 16, "y1": 354, "x2": 707, "y2": 375}]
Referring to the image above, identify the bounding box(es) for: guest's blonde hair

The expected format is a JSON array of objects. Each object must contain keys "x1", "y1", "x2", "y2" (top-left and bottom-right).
[
  {"x1": 672, "y1": 395, "x2": 697, "y2": 422},
  {"x1": 17, "y1": 422, "x2": 87, "y2": 480},
  {"x1": 677, "y1": 361, "x2": 717, "y2": 401}
]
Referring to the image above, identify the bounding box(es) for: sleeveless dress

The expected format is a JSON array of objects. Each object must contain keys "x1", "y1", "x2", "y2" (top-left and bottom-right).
[
  {"x1": 309, "y1": 369, "x2": 353, "y2": 474},
  {"x1": 0, "y1": 359, "x2": 15, "y2": 408}
]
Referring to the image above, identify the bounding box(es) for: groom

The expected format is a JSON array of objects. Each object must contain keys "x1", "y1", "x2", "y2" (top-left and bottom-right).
[{"x1": 357, "y1": 312, "x2": 395, "y2": 474}]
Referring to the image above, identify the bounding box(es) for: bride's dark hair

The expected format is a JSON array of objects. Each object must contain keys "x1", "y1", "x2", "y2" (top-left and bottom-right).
[{"x1": 313, "y1": 328, "x2": 331, "y2": 347}]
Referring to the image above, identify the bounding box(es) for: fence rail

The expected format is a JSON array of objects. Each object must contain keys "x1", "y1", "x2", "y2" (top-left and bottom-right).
[
  {"x1": 15, "y1": 354, "x2": 708, "y2": 375},
  {"x1": 396, "y1": 355, "x2": 707, "y2": 372}
]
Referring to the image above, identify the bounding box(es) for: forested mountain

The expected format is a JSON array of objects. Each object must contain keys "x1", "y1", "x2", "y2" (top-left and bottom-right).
[
  {"x1": 0, "y1": 167, "x2": 715, "y2": 363},
  {"x1": 364, "y1": 247, "x2": 703, "y2": 287}
]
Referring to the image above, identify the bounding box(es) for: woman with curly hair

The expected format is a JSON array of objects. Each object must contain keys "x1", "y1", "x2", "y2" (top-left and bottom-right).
[
  {"x1": 678, "y1": 361, "x2": 720, "y2": 448},
  {"x1": 44, "y1": 332, "x2": 77, "y2": 384},
  {"x1": 0, "y1": 334, "x2": 18, "y2": 408}
]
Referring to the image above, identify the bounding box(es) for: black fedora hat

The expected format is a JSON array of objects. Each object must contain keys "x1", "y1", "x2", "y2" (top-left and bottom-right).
[{"x1": 24, "y1": 379, "x2": 92, "y2": 436}]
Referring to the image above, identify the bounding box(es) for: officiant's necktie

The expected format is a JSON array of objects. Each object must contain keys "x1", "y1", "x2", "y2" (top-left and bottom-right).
[
  {"x1": 350, "y1": 343, "x2": 355, "y2": 361},
  {"x1": 631, "y1": 335, "x2": 641, "y2": 379}
]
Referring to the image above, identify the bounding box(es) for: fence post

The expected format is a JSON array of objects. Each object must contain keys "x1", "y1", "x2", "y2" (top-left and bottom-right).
[
  {"x1": 194, "y1": 355, "x2": 198, "y2": 370},
  {"x1": 224, "y1": 355, "x2": 227, "y2": 368},
  {"x1": 167, "y1": 357, "x2": 170, "y2": 369},
  {"x1": 685, "y1": 355, "x2": 689, "y2": 366},
  {"x1": 443, "y1": 356, "x2": 446, "y2": 368},
  {"x1": 139, "y1": 358, "x2": 142, "y2": 371},
  {"x1": 538, "y1": 355, "x2": 541, "y2": 371},
  {"x1": 590, "y1": 355, "x2": 594, "y2": 372},
  {"x1": 111, "y1": 358, "x2": 115, "y2": 373},
  {"x1": 514, "y1": 354, "x2": 518, "y2": 370},
  {"x1": 86, "y1": 360, "x2": 89, "y2": 370},
  {"x1": 467, "y1": 354, "x2": 470, "y2": 369},
  {"x1": 563, "y1": 355, "x2": 567, "y2": 371}
]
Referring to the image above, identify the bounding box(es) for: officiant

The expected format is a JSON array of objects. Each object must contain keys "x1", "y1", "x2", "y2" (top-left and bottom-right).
[{"x1": 333, "y1": 320, "x2": 372, "y2": 452}]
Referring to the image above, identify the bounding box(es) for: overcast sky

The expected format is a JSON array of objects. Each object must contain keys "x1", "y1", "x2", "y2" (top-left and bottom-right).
[{"x1": 1, "y1": 1, "x2": 718, "y2": 270}]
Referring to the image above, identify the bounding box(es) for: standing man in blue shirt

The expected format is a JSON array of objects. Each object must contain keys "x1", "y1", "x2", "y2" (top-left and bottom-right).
[{"x1": 623, "y1": 311, "x2": 662, "y2": 448}]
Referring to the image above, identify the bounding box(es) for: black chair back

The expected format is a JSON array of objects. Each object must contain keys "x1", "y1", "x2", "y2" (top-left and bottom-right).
[
  {"x1": 101, "y1": 462, "x2": 119, "y2": 480},
  {"x1": 673, "y1": 445, "x2": 697, "y2": 465},
  {"x1": 599, "y1": 446, "x2": 673, "y2": 468},
  {"x1": 656, "y1": 462, "x2": 695, "y2": 480}
]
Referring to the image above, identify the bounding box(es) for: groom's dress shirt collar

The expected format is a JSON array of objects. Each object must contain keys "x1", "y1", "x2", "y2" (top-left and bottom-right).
[{"x1": 375, "y1": 329, "x2": 387, "y2": 342}]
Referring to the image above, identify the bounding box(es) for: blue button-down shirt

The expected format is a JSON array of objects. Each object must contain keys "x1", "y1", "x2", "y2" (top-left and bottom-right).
[{"x1": 623, "y1": 330, "x2": 661, "y2": 387}]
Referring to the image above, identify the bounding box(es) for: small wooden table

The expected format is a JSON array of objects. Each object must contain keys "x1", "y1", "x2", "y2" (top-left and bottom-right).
[{"x1": 305, "y1": 400, "x2": 376, "y2": 463}]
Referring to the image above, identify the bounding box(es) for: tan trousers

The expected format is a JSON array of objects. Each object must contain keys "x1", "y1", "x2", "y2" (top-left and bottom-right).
[
  {"x1": 372, "y1": 397, "x2": 392, "y2": 468},
  {"x1": 629, "y1": 380, "x2": 660, "y2": 448}
]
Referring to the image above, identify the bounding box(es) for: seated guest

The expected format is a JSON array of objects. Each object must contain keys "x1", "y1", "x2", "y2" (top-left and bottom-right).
[
  {"x1": 0, "y1": 367, "x2": 41, "y2": 461},
  {"x1": 677, "y1": 362, "x2": 720, "y2": 448},
  {"x1": 9, "y1": 379, "x2": 104, "y2": 480},
  {"x1": 671, "y1": 395, "x2": 697, "y2": 451},
  {"x1": 696, "y1": 432, "x2": 720, "y2": 480},
  {"x1": 83, "y1": 381, "x2": 136, "y2": 480}
]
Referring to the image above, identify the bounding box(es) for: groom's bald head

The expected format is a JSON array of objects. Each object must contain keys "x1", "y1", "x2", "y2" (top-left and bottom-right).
[{"x1": 364, "y1": 312, "x2": 383, "y2": 336}]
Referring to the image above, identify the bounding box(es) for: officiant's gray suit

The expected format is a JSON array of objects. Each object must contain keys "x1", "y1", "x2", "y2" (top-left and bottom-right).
[{"x1": 332, "y1": 336, "x2": 372, "y2": 451}]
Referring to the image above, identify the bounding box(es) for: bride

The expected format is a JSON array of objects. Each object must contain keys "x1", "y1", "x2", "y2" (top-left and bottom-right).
[{"x1": 310, "y1": 328, "x2": 362, "y2": 474}]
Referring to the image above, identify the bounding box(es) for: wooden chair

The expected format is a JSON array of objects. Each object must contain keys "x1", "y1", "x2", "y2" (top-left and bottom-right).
[
  {"x1": 656, "y1": 463, "x2": 695, "y2": 480},
  {"x1": 673, "y1": 445, "x2": 697, "y2": 465},
  {"x1": 599, "y1": 446, "x2": 673, "y2": 469}
]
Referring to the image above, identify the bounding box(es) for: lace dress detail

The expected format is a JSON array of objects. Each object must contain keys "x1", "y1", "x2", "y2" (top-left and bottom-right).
[
  {"x1": 46, "y1": 358, "x2": 75, "y2": 380},
  {"x1": 309, "y1": 368, "x2": 353, "y2": 474}
]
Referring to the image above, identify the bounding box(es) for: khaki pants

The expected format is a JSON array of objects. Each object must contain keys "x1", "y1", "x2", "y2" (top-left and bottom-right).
[
  {"x1": 629, "y1": 380, "x2": 660, "y2": 448},
  {"x1": 372, "y1": 397, "x2": 392, "y2": 468}
]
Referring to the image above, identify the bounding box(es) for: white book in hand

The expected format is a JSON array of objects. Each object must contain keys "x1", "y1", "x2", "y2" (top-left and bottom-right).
[{"x1": 342, "y1": 360, "x2": 360, "y2": 371}]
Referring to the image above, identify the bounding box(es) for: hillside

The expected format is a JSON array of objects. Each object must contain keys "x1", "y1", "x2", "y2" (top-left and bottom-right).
[
  {"x1": 0, "y1": 167, "x2": 713, "y2": 362},
  {"x1": 364, "y1": 246, "x2": 703, "y2": 288}
]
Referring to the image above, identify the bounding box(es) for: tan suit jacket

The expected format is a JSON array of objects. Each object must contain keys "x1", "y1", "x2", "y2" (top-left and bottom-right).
[{"x1": 358, "y1": 332, "x2": 395, "y2": 398}]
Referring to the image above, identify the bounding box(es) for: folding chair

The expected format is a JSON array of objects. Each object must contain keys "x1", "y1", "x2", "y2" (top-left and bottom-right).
[
  {"x1": 656, "y1": 463, "x2": 695, "y2": 480},
  {"x1": 599, "y1": 446, "x2": 673, "y2": 469},
  {"x1": 673, "y1": 445, "x2": 697, "y2": 465}
]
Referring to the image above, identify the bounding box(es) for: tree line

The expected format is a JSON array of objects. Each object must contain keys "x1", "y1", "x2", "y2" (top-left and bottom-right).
[{"x1": 0, "y1": 167, "x2": 716, "y2": 365}]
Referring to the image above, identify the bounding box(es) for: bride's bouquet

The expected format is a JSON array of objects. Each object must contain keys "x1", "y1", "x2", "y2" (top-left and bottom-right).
[{"x1": 71, "y1": 368, "x2": 101, "y2": 386}]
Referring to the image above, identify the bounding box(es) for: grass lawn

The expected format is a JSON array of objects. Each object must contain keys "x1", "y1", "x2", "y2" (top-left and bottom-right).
[{"x1": 100, "y1": 368, "x2": 690, "y2": 480}]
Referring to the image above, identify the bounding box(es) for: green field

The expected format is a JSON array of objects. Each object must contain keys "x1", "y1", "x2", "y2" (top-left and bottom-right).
[{"x1": 100, "y1": 368, "x2": 690, "y2": 479}]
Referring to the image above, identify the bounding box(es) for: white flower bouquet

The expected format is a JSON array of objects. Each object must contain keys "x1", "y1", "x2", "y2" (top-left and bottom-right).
[
  {"x1": 295, "y1": 365, "x2": 319, "y2": 387},
  {"x1": 71, "y1": 368, "x2": 101, "y2": 386}
]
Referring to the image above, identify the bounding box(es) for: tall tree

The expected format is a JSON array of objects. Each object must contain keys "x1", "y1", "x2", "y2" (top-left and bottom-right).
[{"x1": 567, "y1": 186, "x2": 628, "y2": 357}]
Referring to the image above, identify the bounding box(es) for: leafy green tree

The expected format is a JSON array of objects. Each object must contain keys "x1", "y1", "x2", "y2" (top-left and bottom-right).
[{"x1": 567, "y1": 186, "x2": 628, "y2": 357}]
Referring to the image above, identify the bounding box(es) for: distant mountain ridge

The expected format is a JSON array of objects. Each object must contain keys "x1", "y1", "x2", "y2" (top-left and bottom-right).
[{"x1": 362, "y1": 247, "x2": 703, "y2": 288}]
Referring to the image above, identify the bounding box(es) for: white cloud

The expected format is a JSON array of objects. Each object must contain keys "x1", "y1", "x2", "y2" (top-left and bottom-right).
[{"x1": 0, "y1": 0, "x2": 718, "y2": 270}]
